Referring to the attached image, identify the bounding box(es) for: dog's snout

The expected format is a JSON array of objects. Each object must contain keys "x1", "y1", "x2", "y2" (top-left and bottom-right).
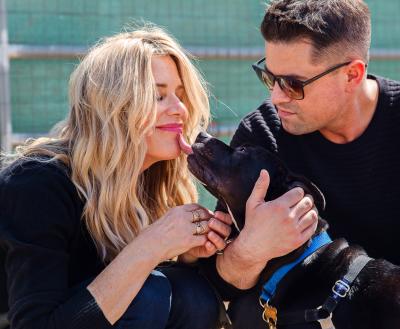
[
  {"x1": 192, "y1": 142, "x2": 214, "y2": 160},
  {"x1": 195, "y1": 131, "x2": 212, "y2": 143}
]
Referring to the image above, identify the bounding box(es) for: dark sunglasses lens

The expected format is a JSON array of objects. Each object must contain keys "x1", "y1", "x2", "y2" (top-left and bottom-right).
[
  {"x1": 258, "y1": 70, "x2": 275, "y2": 90},
  {"x1": 278, "y1": 78, "x2": 304, "y2": 100}
]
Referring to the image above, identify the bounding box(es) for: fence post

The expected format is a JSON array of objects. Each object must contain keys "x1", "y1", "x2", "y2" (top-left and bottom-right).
[{"x1": 0, "y1": 0, "x2": 11, "y2": 153}]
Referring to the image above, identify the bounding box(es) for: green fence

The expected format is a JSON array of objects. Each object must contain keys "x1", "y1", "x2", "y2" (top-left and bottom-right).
[{"x1": 5, "y1": 0, "x2": 400, "y2": 208}]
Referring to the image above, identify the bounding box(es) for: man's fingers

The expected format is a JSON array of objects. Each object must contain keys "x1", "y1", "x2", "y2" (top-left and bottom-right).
[
  {"x1": 300, "y1": 216, "x2": 318, "y2": 241},
  {"x1": 280, "y1": 186, "x2": 305, "y2": 208},
  {"x1": 291, "y1": 194, "x2": 314, "y2": 218},
  {"x1": 297, "y1": 208, "x2": 318, "y2": 231},
  {"x1": 247, "y1": 169, "x2": 270, "y2": 209}
]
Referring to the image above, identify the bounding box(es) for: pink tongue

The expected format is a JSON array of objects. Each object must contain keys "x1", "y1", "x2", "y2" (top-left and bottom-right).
[{"x1": 178, "y1": 134, "x2": 193, "y2": 155}]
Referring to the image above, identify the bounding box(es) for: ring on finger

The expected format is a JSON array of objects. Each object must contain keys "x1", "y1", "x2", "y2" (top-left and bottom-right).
[
  {"x1": 216, "y1": 238, "x2": 233, "y2": 255},
  {"x1": 194, "y1": 222, "x2": 206, "y2": 235},
  {"x1": 191, "y1": 209, "x2": 202, "y2": 223},
  {"x1": 216, "y1": 244, "x2": 227, "y2": 255}
]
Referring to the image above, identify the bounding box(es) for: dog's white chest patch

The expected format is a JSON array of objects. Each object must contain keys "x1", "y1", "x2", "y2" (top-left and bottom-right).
[{"x1": 224, "y1": 200, "x2": 241, "y2": 233}]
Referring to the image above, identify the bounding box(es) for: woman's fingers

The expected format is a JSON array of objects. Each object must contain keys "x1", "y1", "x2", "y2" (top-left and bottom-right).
[
  {"x1": 184, "y1": 204, "x2": 214, "y2": 222},
  {"x1": 207, "y1": 231, "x2": 227, "y2": 251},
  {"x1": 214, "y1": 211, "x2": 233, "y2": 225},
  {"x1": 191, "y1": 234, "x2": 208, "y2": 248},
  {"x1": 205, "y1": 240, "x2": 217, "y2": 253},
  {"x1": 208, "y1": 218, "x2": 231, "y2": 238},
  {"x1": 192, "y1": 220, "x2": 211, "y2": 235}
]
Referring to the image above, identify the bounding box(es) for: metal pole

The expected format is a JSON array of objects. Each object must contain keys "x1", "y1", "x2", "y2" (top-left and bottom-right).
[
  {"x1": 0, "y1": 0, "x2": 11, "y2": 153},
  {"x1": 7, "y1": 44, "x2": 400, "y2": 61}
]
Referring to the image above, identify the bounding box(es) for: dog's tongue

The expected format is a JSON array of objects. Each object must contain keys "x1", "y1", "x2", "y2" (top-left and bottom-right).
[{"x1": 178, "y1": 134, "x2": 193, "y2": 155}]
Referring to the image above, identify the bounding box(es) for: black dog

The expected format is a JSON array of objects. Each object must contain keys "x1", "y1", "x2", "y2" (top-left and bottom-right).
[{"x1": 188, "y1": 132, "x2": 400, "y2": 329}]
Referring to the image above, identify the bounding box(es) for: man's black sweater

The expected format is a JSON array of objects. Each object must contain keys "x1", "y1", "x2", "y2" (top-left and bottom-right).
[
  {"x1": 230, "y1": 75, "x2": 400, "y2": 265},
  {"x1": 0, "y1": 160, "x2": 112, "y2": 329}
]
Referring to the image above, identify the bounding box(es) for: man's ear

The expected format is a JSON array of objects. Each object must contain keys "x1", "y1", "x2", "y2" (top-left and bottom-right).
[
  {"x1": 286, "y1": 174, "x2": 326, "y2": 212},
  {"x1": 345, "y1": 60, "x2": 367, "y2": 92}
]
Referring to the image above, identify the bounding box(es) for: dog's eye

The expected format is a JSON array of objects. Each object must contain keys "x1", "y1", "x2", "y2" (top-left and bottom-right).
[{"x1": 238, "y1": 147, "x2": 246, "y2": 152}]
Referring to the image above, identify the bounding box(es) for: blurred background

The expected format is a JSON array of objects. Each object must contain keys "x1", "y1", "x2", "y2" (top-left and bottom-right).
[{"x1": 1, "y1": 0, "x2": 400, "y2": 207}]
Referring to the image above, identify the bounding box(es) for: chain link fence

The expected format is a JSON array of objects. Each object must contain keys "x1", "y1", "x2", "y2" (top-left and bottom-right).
[{"x1": 1, "y1": 0, "x2": 400, "y2": 205}]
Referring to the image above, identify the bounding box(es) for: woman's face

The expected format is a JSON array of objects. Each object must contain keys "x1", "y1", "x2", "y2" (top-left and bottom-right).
[{"x1": 142, "y1": 55, "x2": 189, "y2": 171}]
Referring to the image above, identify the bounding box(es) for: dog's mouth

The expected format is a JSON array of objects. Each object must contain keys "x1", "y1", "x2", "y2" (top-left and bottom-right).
[{"x1": 187, "y1": 145, "x2": 223, "y2": 200}]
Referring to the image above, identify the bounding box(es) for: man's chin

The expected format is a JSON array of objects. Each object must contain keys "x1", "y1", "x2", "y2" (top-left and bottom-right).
[{"x1": 281, "y1": 120, "x2": 312, "y2": 136}]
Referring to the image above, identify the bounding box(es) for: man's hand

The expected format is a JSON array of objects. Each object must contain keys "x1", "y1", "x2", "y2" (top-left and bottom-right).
[
  {"x1": 216, "y1": 169, "x2": 318, "y2": 289},
  {"x1": 240, "y1": 169, "x2": 318, "y2": 262}
]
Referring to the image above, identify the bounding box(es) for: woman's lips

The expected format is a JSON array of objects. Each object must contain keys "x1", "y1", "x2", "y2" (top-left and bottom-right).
[
  {"x1": 157, "y1": 127, "x2": 183, "y2": 133},
  {"x1": 156, "y1": 124, "x2": 183, "y2": 133}
]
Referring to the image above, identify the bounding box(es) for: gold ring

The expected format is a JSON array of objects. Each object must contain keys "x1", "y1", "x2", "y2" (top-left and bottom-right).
[
  {"x1": 191, "y1": 209, "x2": 202, "y2": 223},
  {"x1": 194, "y1": 222, "x2": 206, "y2": 235}
]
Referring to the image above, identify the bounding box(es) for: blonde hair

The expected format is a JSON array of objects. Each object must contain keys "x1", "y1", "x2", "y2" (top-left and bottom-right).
[{"x1": 12, "y1": 26, "x2": 210, "y2": 261}]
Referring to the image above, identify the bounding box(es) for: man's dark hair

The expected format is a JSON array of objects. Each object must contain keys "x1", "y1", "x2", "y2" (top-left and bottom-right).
[{"x1": 261, "y1": 0, "x2": 371, "y2": 63}]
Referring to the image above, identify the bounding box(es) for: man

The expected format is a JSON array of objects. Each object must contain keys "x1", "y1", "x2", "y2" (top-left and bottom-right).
[{"x1": 203, "y1": 0, "x2": 400, "y2": 328}]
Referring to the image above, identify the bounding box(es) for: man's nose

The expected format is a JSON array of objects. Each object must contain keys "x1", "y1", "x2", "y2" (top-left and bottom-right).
[{"x1": 270, "y1": 81, "x2": 292, "y2": 105}]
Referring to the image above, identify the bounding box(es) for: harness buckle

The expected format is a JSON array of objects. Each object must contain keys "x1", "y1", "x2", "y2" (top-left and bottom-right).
[{"x1": 332, "y1": 279, "x2": 350, "y2": 298}]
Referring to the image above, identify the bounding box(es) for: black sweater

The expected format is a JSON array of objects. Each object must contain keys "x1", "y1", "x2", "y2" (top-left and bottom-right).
[
  {"x1": 230, "y1": 75, "x2": 400, "y2": 265},
  {"x1": 0, "y1": 160, "x2": 112, "y2": 329}
]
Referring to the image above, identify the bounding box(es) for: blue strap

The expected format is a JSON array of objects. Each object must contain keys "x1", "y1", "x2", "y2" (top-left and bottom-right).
[{"x1": 260, "y1": 231, "x2": 332, "y2": 304}]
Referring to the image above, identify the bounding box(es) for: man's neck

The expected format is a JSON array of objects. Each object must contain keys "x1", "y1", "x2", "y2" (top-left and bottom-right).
[{"x1": 319, "y1": 78, "x2": 379, "y2": 144}]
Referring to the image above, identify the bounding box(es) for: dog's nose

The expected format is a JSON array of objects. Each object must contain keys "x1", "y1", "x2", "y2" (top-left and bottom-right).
[{"x1": 196, "y1": 131, "x2": 213, "y2": 143}]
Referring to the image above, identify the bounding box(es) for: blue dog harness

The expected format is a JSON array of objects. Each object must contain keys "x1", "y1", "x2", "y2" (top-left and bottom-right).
[
  {"x1": 259, "y1": 232, "x2": 372, "y2": 329},
  {"x1": 260, "y1": 231, "x2": 333, "y2": 305}
]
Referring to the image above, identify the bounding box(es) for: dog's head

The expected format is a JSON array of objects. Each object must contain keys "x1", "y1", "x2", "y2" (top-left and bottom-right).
[{"x1": 188, "y1": 132, "x2": 326, "y2": 231}]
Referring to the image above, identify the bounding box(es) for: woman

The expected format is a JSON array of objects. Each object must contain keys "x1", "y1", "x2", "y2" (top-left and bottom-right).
[{"x1": 0, "y1": 26, "x2": 232, "y2": 329}]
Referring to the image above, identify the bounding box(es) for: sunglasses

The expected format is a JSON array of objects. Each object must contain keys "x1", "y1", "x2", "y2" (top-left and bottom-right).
[{"x1": 252, "y1": 58, "x2": 352, "y2": 100}]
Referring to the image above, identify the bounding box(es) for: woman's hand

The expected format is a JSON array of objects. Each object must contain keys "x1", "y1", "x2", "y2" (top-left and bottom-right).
[
  {"x1": 179, "y1": 211, "x2": 232, "y2": 263},
  {"x1": 142, "y1": 204, "x2": 215, "y2": 262}
]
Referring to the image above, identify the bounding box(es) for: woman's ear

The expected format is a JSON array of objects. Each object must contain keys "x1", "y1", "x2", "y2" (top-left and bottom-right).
[{"x1": 345, "y1": 60, "x2": 367, "y2": 93}]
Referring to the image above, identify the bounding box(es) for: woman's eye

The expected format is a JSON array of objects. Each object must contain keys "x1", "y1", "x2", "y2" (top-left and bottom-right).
[
  {"x1": 176, "y1": 93, "x2": 185, "y2": 102},
  {"x1": 156, "y1": 95, "x2": 165, "y2": 102}
]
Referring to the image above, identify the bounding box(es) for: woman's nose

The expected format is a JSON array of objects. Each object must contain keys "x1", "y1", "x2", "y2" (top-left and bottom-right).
[{"x1": 167, "y1": 95, "x2": 188, "y2": 118}]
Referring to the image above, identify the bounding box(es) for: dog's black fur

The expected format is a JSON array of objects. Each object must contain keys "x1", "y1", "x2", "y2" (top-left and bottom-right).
[{"x1": 188, "y1": 132, "x2": 400, "y2": 329}]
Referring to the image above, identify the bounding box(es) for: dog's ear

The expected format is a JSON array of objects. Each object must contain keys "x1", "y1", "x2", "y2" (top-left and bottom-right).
[{"x1": 287, "y1": 174, "x2": 326, "y2": 212}]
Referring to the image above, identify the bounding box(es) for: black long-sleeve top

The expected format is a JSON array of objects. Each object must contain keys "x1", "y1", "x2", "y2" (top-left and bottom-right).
[{"x1": 0, "y1": 159, "x2": 112, "y2": 329}]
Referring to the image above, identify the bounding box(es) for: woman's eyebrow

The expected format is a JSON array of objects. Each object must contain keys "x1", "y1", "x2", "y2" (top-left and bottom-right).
[{"x1": 156, "y1": 83, "x2": 184, "y2": 91}]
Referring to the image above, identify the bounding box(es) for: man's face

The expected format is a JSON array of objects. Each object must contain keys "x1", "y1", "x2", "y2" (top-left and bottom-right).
[{"x1": 265, "y1": 40, "x2": 349, "y2": 136}]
